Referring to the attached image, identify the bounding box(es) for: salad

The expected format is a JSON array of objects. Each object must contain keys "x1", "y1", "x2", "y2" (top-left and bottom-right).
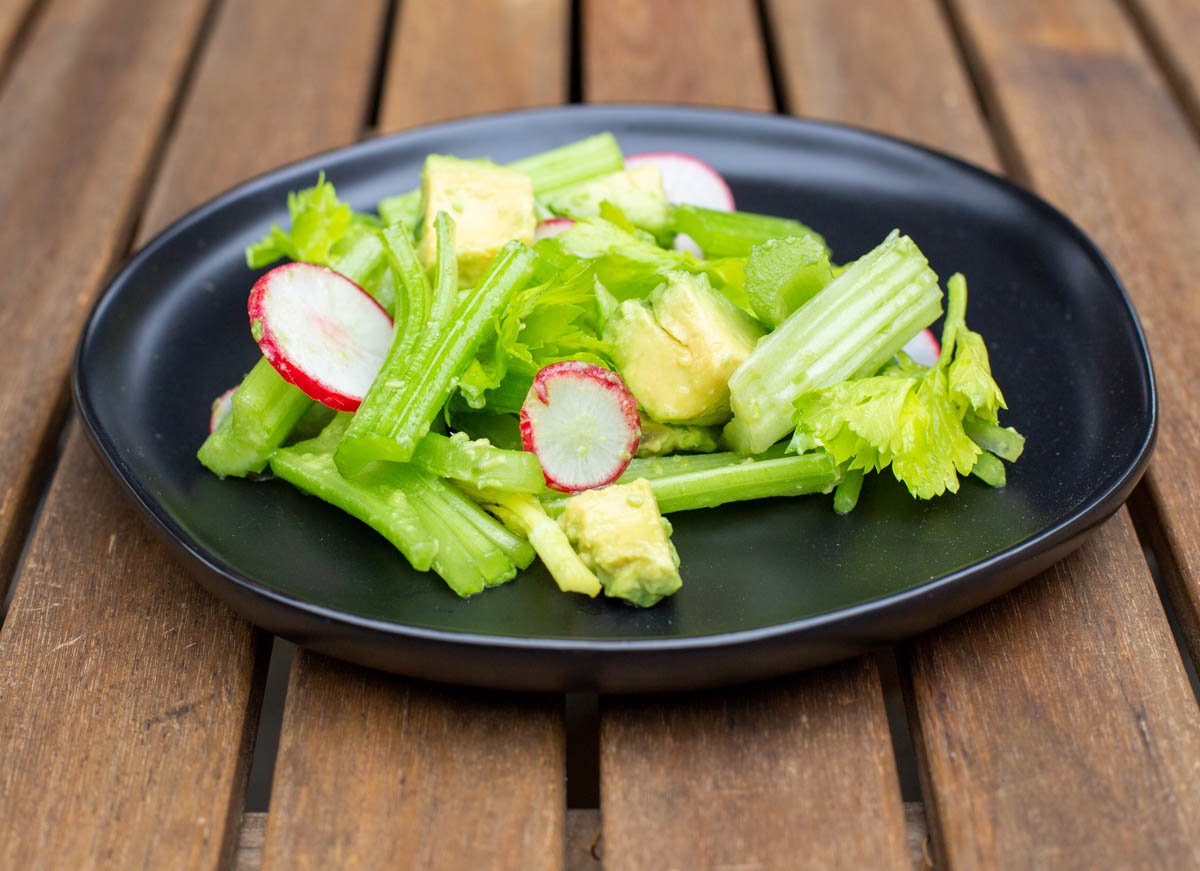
[{"x1": 198, "y1": 133, "x2": 1024, "y2": 607}]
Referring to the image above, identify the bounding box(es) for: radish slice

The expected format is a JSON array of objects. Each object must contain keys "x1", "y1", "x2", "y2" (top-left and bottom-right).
[
  {"x1": 625, "y1": 152, "x2": 735, "y2": 211},
  {"x1": 248, "y1": 262, "x2": 393, "y2": 412},
  {"x1": 520, "y1": 361, "x2": 641, "y2": 493},
  {"x1": 902, "y1": 328, "x2": 941, "y2": 367},
  {"x1": 534, "y1": 217, "x2": 575, "y2": 241},
  {"x1": 208, "y1": 386, "x2": 237, "y2": 433}
]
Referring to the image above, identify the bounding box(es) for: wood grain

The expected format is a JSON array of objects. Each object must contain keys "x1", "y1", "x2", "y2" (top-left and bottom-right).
[
  {"x1": 601, "y1": 658, "x2": 910, "y2": 870},
  {"x1": 259, "y1": 7, "x2": 571, "y2": 869},
  {"x1": 0, "y1": 0, "x2": 38, "y2": 81},
  {"x1": 772, "y1": 0, "x2": 1200, "y2": 866},
  {"x1": 379, "y1": 0, "x2": 568, "y2": 130},
  {"x1": 0, "y1": 0, "x2": 209, "y2": 596},
  {"x1": 261, "y1": 655, "x2": 565, "y2": 870},
  {"x1": 585, "y1": 4, "x2": 909, "y2": 868},
  {"x1": 0, "y1": 0, "x2": 389, "y2": 867},
  {"x1": 1124, "y1": 0, "x2": 1200, "y2": 131},
  {"x1": 583, "y1": 0, "x2": 773, "y2": 109}
]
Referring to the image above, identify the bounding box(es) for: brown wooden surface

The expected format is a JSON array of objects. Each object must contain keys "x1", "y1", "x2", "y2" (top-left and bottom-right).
[
  {"x1": 1127, "y1": 0, "x2": 1200, "y2": 127},
  {"x1": 258, "y1": 6, "x2": 571, "y2": 868},
  {"x1": 0, "y1": 0, "x2": 388, "y2": 866},
  {"x1": 381, "y1": 0, "x2": 568, "y2": 129},
  {"x1": 601, "y1": 659, "x2": 909, "y2": 870},
  {"x1": 583, "y1": 0, "x2": 773, "y2": 110},
  {"x1": 0, "y1": 0, "x2": 209, "y2": 599},
  {"x1": 262, "y1": 656, "x2": 565, "y2": 871},
  {"x1": 585, "y1": 5, "x2": 910, "y2": 868},
  {"x1": 0, "y1": 0, "x2": 37, "y2": 79}
]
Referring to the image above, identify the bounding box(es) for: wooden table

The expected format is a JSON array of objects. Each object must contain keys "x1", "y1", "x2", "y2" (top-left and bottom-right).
[{"x1": 3, "y1": 1, "x2": 1200, "y2": 867}]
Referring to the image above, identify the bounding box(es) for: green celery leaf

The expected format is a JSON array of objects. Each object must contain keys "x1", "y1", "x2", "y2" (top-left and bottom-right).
[{"x1": 245, "y1": 172, "x2": 379, "y2": 269}]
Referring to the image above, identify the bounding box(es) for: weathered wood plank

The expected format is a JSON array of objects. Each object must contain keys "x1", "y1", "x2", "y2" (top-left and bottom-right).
[
  {"x1": 259, "y1": 6, "x2": 570, "y2": 868},
  {"x1": 0, "y1": 0, "x2": 389, "y2": 866},
  {"x1": 584, "y1": 0, "x2": 773, "y2": 109},
  {"x1": 261, "y1": 655, "x2": 565, "y2": 871},
  {"x1": 586, "y1": 4, "x2": 909, "y2": 868},
  {"x1": 379, "y1": 0, "x2": 568, "y2": 129},
  {"x1": 0, "y1": 0, "x2": 38, "y2": 81},
  {"x1": 1126, "y1": 0, "x2": 1200, "y2": 128}
]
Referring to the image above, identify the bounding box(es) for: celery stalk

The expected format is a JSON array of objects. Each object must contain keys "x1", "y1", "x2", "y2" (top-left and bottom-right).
[
  {"x1": 336, "y1": 242, "x2": 535, "y2": 475},
  {"x1": 833, "y1": 469, "x2": 864, "y2": 515},
  {"x1": 963, "y1": 414, "x2": 1025, "y2": 462},
  {"x1": 726, "y1": 232, "x2": 943, "y2": 454},
  {"x1": 970, "y1": 450, "x2": 1007, "y2": 487},
  {"x1": 412, "y1": 432, "x2": 545, "y2": 493},
  {"x1": 670, "y1": 205, "x2": 827, "y2": 258}
]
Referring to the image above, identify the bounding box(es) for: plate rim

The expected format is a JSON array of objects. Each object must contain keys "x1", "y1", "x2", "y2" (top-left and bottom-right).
[{"x1": 72, "y1": 103, "x2": 1158, "y2": 658}]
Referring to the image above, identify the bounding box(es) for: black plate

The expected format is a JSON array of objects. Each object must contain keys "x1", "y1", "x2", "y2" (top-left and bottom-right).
[{"x1": 74, "y1": 106, "x2": 1155, "y2": 692}]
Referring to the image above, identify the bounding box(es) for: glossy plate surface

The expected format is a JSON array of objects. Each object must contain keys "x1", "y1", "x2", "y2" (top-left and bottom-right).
[{"x1": 74, "y1": 106, "x2": 1155, "y2": 692}]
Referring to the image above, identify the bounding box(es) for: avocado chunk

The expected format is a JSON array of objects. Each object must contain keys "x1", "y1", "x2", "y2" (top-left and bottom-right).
[
  {"x1": 559, "y1": 478, "x2": 681, "y2": 607},
  {"x1": 419, "y1": 155, "x2": 535, "y2": 286},
  {"x1": 744, "y1": 234, "x2": 833, "y2": 328},
  {"x1": 541, "y1": 165, "x2": 669, "y2": 234},
  {"x1": 603, "y1": 271, "x2": 765, "y2": 425},
  {"x1": 635, "y1": 414, "x2": 721, "y2": 457}
]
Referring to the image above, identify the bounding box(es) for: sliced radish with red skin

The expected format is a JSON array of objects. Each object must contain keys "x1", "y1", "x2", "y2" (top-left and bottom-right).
[
  {"x1": 520, "y1": 361, "x2": 641, "y2": 493},
  {"x1": 534, "y1": 217, "x2": 575, "y2": 241},
  {"x1": 248, "y1": 262, "x2": 393, "y2": 412},
  {"x1": 902, "y1": 328, "x2": 941, "y2": 367},
  {"x1": 208, "y1": 386, "x2": 237, "y2": 433},
  {"x1": 625, "y1": 152, "x2": 735, "y2": 211}
]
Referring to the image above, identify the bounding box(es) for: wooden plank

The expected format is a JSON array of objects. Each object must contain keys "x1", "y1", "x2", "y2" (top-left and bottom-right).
[
  {"x1": 236, "y1": 814, "x2": 267, "y2": 871},
  {"x1": 261, "y1": 655, "x2": 565, "y2": 870},
  {"x1": 601, "y1": 659, "x2": 910, "y2": 870},
  {"x1": 0, "y1": 0, "x2": 38, "y2": 81},
  {"x1": 585, "y1": 4, "x2": 908, "y2": 868},
  {"x1": 259, "y1": 6, "x2": 571, "y2": 869},
  {"x1": 1126, "y1": 0, "x2": 1200, "y2": 128},
  {"x1": 583, "y1": 0, "x2": 773, "y2": 109},
  {"x1": 378, "y1": 0, "x2": 568, "y2": 129},
  {"x1": 0, "y1": 0, "x2": 389, "y2": 867},
  {"x1": 0, "y1": 0, "x2": 210, "y2": 596},
  {"x1": 769, "y1": 1, "x2": 1200, "y2": 866}
]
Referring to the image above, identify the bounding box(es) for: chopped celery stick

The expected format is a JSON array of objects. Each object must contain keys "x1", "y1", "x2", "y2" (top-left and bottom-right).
[
  {"x1": 744, "y1": 235, "x2": 833, "y2": 328},
  {"x1": 450, "y1": 410, "x2": 523, "y2": 451},
  {"x1": 669, "y1": 205, "x2": 827, "y2": 258},
  {"x1": 970, "y1": 450, "x2": 1007, "y2": 488},
  {"x1": 833, "y1": 468, "x2": 865, "y2": 515},
  {"x1": 377, "y1": 133, "x2": 624, "y2": 231},
  {"x1": 336, "y1": 241, "x2": 535, "y2": 475},
  {"x1": 726, "y1": 231, "x2": 943, "y2": 454},
  {"x1": 464, "y1": 486, "x2": 601, "y2": 597},
  {"x1": 412, "y1": 431, "x2": 545, "y2": 493},
  {"x1": 269, "y1": 419, "x2": 437, "y2": 572},
  {"x1": 636, "y1": 416, "x2": 721, "y2": 457},
  {"x1": 963, "y1": 414, "x2": 1025, "y2": 462}
]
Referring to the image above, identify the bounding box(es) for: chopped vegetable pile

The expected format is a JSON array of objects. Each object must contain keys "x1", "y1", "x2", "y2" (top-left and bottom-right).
[{"x1": 199, "y1": 133, "x2": 1024, "y2": 607}]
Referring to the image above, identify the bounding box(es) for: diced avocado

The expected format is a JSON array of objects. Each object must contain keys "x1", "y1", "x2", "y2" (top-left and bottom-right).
[
  {"x1": 541, "y1": 165, "x2": 669, "y2": 234},
  {"x1": 636, "y1": 414, "x2": 721, "y2": 457},
  {"x1": 603, "y1": 271, "x2": 765, "y2": 425},
  {"x1": 745, "y1": 235, "x2": 833, "y2": 328},
  {"x1": 559, "y1": 478, "x2": 681, "y2": 607},
  {"x1": 418, "y1": 155, "x2": 536, "y2": 286}
]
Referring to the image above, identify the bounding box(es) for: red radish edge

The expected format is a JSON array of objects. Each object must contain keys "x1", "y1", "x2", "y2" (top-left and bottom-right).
[
  {"x1": 520, "y1": 361, "x2": 641, "y2": 493},
  {"x1": 625, "y1": 151, "x2": 735, "y2": 211},
  {"x1": 248, "y1": 262, "x2": 393, "y2": 412},
  {"x1": 902, "y1": 328, "x2": 941, "y2": 368},
  {"x1": 534, "y1": 217, "x2": 575, "y2": 241},
  {"x1": 208, "y1": 386, "x2": 237, "y2": 434}
]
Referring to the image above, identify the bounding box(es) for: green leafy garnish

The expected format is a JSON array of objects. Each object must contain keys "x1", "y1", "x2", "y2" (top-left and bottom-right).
[{"x1": 245, "y1": 173, "x2": 379, "y2": 269}]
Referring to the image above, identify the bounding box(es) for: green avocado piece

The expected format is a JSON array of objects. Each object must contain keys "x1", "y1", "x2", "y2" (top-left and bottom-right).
[
  {"x1": 418, "y1": 155, "x2": 535, "y2": 286},
  {"x1": 559, "y1": 478, "x2": 681, "y2": 607},
  {"x1": 603, "y1": 271, "x2": 765, "y2": 425},
  {"x1": 744, "y1": 234, "x2": 833, "y2": 328},
  {"x1": 541, "y1": 165, "x2": 669, "y2": 234}
]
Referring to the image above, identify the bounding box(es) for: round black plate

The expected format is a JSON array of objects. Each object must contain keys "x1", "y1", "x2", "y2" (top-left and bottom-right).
[{"x1": 73, "y1": 106, "x2": 1155, "y2": 692}]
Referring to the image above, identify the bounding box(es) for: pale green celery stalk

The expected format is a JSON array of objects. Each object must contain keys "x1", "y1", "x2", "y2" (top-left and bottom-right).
[
  {"x1": 197, "y1": 232, "x2": 399, "y2": 478},
  {"x1": 541, "y1": 448, "x2": 838, "y2": 515},
  {"x1": 970, "y1": 450, "x2": 1007, "y2": 487},
  {"x1": 336, "y1": 242, "x2": 535, "y2": 475},
  {"x1": 726, "y1": 232, "x2": 943, "y2": 454},
  {"x1": 412, "y1": 432, "x2": 545, "y2": 493},
  {"x1": 963, "y1": 414, "x2": 1025, "y2": 462},
  {"x1": 621, "y1": 443, "x2": 789, "y2": 482},
  {"x1": 420, "y1": 475, "x2": 535, "y2": 570},
  {"x1": 669, "y1": 205, "x2": 827, "y2": 258},
  {"x1": 833, "y1": 468, "x2": 865, "y2": 515},
  {"x1": 377, "y1": 133, "x2": 624, "y2": 230},
  {"x1": 269, "y1": 420, "x2": 437, "y2": 572}
]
